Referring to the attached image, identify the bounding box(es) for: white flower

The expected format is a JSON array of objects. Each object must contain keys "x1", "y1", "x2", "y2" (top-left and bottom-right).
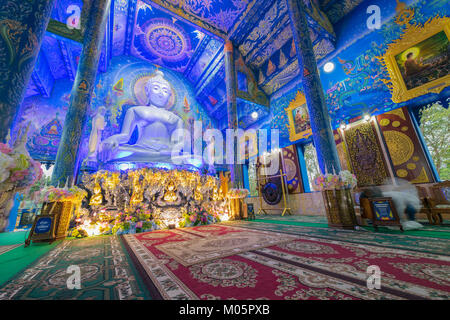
[{"x1": 0, "y1": 152, "x2": 14, "y2": 183}]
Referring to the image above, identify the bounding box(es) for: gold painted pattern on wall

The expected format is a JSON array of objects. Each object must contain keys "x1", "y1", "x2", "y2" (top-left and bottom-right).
[
  {"x1": 386, "y1": 108, "x2": 406, "y2": 120},
  {"x1": 344, "y1": 122, "x2": 389, "y2": 186},
  {"x1": 376, "y1": 106, "x2": 434, "y2": 183},
  {"x1": 383, "y1": 130, "x2": 415, "y2": 166}
]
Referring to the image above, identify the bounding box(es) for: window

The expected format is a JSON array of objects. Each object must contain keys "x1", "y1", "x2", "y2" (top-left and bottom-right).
[
  {"x1": 417, "y1": 102, "x2": 450, "y2": 180},
  {"x1": 248, "y1": 159, "x2": 258, "y2": 196},
  {"x1": 303, "y1": 143, "x2": 321, "y2": 189}
]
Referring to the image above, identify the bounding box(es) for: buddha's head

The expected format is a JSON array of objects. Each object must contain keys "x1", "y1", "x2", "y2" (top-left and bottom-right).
[{"x1": 144, "y1": 70, "x2": 173, "y2": 108}]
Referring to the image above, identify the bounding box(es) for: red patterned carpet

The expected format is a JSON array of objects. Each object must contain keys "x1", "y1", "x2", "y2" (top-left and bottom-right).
[{"x1": 122, "y1": 224, "x2": 450, "y2": 300}]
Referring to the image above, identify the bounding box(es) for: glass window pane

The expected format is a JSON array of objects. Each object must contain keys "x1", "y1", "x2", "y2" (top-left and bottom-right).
[
  {"x1": 303, "y1": 143, "x2": 321, "y2": 189},
  {"x1": 418, "y1": 102, "x2": 450, "y2": 181},
  {"x1": 248, "y1": 159, "x2": 258, "y2": 196}
]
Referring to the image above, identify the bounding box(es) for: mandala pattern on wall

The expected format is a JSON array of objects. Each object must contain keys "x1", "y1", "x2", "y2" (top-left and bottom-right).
[
  {"x1": 145, "y1": 19, "x2": 190, "y2": 60},
  {"x1": 134, "y1": 17, "x2": 192, "y2": 71}
]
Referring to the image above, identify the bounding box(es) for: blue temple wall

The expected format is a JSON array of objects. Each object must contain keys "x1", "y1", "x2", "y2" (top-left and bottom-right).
[
  {"x1": 254, "y1": 0, "x2": 449, "y2": 150},
  {"x1": 14, "y1": 56, "x2": 217, "y2": 162}
]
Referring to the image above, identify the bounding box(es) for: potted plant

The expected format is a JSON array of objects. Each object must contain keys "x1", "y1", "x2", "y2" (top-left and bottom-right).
[{"x1": 313, "y1": 170, "x2": 358, "y2": 229}]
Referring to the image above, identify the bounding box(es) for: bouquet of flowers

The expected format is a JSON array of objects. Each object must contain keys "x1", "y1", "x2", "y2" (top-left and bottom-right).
[
  {"x1": 312, "y1": 170, "x2": 357, "y2": 191},
  {"x1": 0, "y1": 142, "x2": 43, "y2": 193},
  {"x1": 42, "y1": 186, "x2": 74, "y2": 202},
  {"x1": 227, "y1": 188, "x2": 249, "y2": 199},
  {"x1": 339, "y1": 170, "x2": 357, "y2": 189}
]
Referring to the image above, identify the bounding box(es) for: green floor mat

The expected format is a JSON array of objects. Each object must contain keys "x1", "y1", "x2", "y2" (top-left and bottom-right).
[
  {"x1": 251, "y1": 215, "x2": 450, "y2": 240},
  {"x1": 0, "y1": 240, "x2": 60, "y2": 286},
  {"x1": 0, "y1": 235, "x2": 150, "y2": 300}
]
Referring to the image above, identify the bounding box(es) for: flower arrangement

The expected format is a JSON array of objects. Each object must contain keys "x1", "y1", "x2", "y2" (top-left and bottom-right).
[
  {"x1": 42, "y1": 186, "x2": 74, "y2": 202},
  {"x1": 339, "y1": 170, "x2": 358, "y2": 189},
  {"x1": 227, "y1": 188, "x2": 249, "y2": 199},
  {"x1": 183, "y1": 206, "x2": 221, "y2": 227},
  {"x1": 0, "y1": 142, "x2": 43, "y2": 193},
  {"x1": 71, "y1": 206, "x2": 160, "y2": 237},
  {"x1": 312, "y1": 170, "x2": 357, "y2": 191}
]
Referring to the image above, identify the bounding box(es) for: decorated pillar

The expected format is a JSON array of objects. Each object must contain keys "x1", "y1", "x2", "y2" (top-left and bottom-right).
[
  {"x1": 0, "y1": 0, "x2": 56, "y2": 141},
  {"x1": 52, "y1": 0, "x2": 111, "y2": 187},
  {"x1": 287, "y1": 0, "x2": 341, "y2": 174},
  {"x1": 224, "y1": 40, "x2": 244, "y2": 189}
]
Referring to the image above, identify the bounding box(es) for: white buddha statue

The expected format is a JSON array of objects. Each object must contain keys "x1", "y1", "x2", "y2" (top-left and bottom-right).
[
  {"x1": 86, "y1": 106, "x2": 106, "y2": 162},
  {"x1": 98, "y1": 71, "x2": 186, "y2": 163}
]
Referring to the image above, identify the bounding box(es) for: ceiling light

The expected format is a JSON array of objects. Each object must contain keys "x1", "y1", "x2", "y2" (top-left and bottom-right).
[
  {"x1": 340, "y1": 121, "x2": 347, "y2": 130},
  {"x1": 251, "y1": 111, "x2": 258, "y2": 119},
  {"x1": 364, "y1": 114, "x2": 371, "y2": 122},
  {"x1": 323, "y1": 62, "x2": 335, "y2": 73}
]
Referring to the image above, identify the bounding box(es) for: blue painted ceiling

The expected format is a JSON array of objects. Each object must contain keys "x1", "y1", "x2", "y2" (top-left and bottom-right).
[{"x1": 26, "y1": 0, "x2": 362, "y2": 127}]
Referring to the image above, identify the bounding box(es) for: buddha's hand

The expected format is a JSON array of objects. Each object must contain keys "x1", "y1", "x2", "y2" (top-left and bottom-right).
[{"x1": 99, "y1": 136, "x2": 119, "y2": 162}]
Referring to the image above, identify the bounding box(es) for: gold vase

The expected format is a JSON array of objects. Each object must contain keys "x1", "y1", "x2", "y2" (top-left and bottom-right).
[
  {"x1": 0, "y1": 190, "x2": 16, "y2": 232},
  {"x1": 322, "y1": 188, "x2": 357, "y2": 230},
  {"x1": 229, "y1": 198, "x2": 242, "y2": 220}
]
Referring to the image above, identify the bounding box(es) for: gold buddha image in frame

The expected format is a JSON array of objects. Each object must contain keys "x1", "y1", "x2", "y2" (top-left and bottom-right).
[
  {"x1": 285, "y1": 91, "x2": 312, "y2": 142},
  {"x1": 379, "y1": 15, "x2": 450, "y2": 103}
]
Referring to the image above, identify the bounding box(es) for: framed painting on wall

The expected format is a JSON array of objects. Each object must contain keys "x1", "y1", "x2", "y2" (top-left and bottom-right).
[
  {"x1": 379, "y1": 15, "x2": 449, "y2": 103},
  {"x1": 285, "y1": 91, "x2": 312, "y2": 142}
]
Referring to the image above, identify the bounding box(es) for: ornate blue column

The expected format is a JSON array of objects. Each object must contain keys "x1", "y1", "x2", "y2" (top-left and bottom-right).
[
  {"x1": 0, "y1": 0, "x2": 56, "y2": 141},
  {"x1": 287, "y1": 0, "x2": 341, "y2": 174},
  {"x1": 52, "y1": 0, "x2": 111, "y2": 187},
  {"x1": 224, "y1": 40, "x2": 243, "y2": 188}
]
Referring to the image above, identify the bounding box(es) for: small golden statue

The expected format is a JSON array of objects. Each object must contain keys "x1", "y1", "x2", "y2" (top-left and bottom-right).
[
  {"x1": 163, "y1": 180, "x2": 178, "y2": 202},
  {"x1": 89, "y1": 182, "x2": 103, "y2": 206},
  {"x1": 194, "y1": 184, "x2": 203, "y2": 202},
  {"x1": 211, "y1": 186, "x2": 221, "y2": 201},
  {"x1": 130, "y1": 181, "x2": 144, "y2": 207}
]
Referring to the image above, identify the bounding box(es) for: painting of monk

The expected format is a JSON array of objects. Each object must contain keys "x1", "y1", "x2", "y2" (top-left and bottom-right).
[
  {"x1": 395, "y1": 31, "x2": 449, "y2": 90},
  {"x1": 292, "y1": 103, "x2": 311, "y2": 134}
]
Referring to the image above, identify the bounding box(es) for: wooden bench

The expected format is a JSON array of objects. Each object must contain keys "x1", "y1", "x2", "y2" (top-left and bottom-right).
[
  {"x1": 428, "y1": 181, "x2": 450, "y2": 225},
  {"x1": 416, "y1": 186, "x2": 437, "y2": 224}
]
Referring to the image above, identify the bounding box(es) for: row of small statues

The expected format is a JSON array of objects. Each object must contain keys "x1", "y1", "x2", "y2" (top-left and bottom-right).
[{"x1": 80, "y1": 168, "x2": 225, "y2": 212}]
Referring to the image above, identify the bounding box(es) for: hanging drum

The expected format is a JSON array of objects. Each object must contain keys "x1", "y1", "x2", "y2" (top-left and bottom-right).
[{"x1": 262, "y1": 182, "x2": 282, "y2": 205}]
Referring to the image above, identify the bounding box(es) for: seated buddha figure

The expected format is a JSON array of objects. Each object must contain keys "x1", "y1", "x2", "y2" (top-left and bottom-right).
[
  {"x1": 163, "y1": 179, "x2": 178, "y2": 203},
  {"x1": 99, "y1": 71, "x2": 187, "y2": 163},
  {"x1": 89, "y1": 182, "x2": 103, "y2": 206}
]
